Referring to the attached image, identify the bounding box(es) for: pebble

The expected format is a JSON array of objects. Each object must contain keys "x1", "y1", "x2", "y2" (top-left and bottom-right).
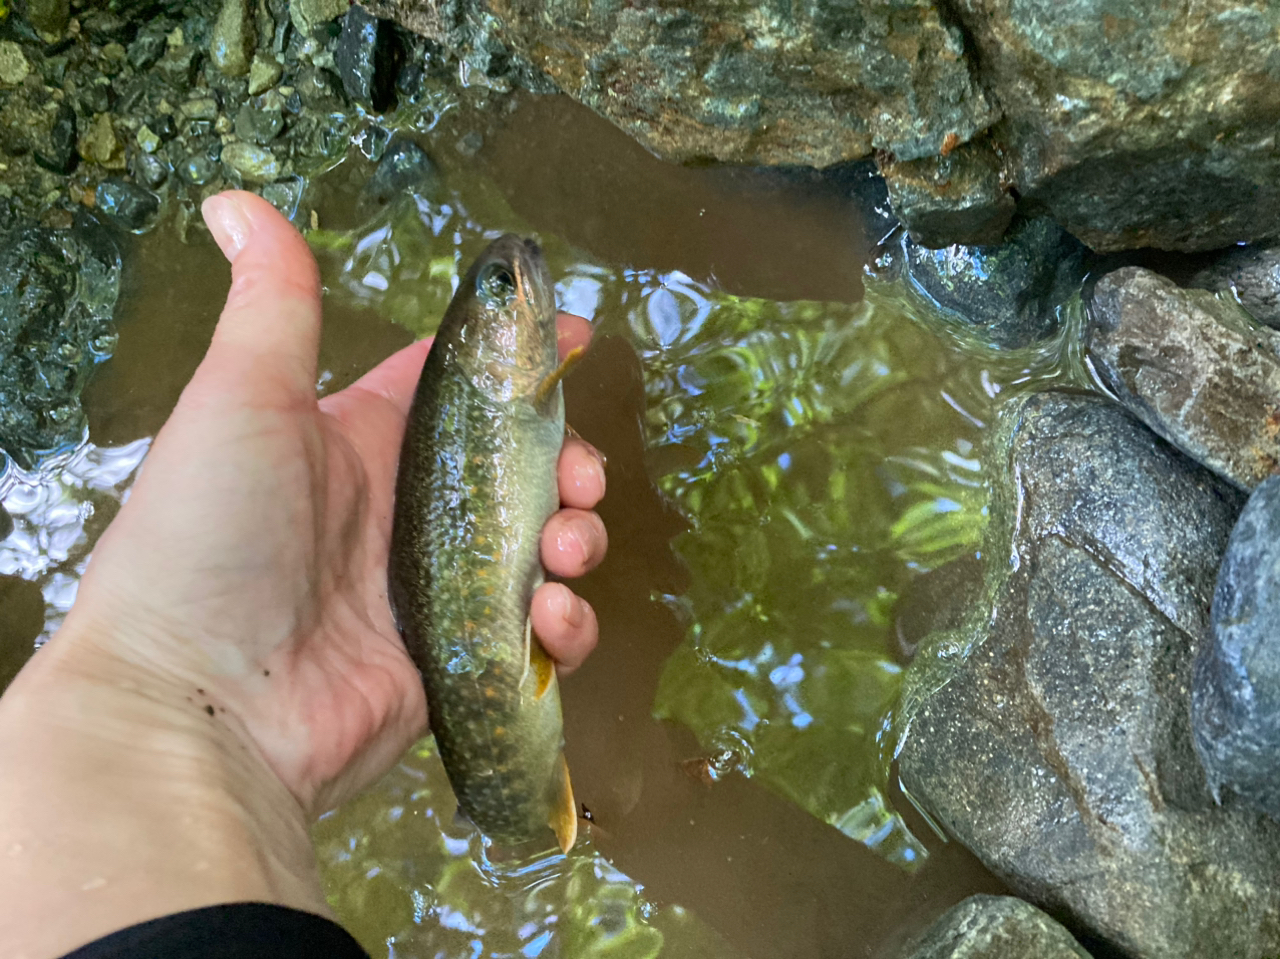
[
  {"x1": 136, "y1": 125, "x2": 161, "y2": 154},
  {"x1": 0, "y1": 42, "x2": 31, "y2": 87},
  {"x1": 35, "y1": 102, "x2": 78, "y2": 175},
  {"x1": 77, "y1": 113, "x2": 124, "y2": 169},
  {"x1": 95, "y1": 178, "x2": 160, "y2": 232},
  {"x1": 290, "y1": 0, "x2": 350, "y2": 34},
  {"x1": 221, "y1": 142, "x2": 281, "y2": 183},
  {"x1": 235, "y1": 104, "x2": 284, "y2": 145},
  {"x1": 247, "y1": 54, "x2": 283, "y2": 96},
  {"x1": 210, "y1": 0, "x2": 256, "y2": 78}
]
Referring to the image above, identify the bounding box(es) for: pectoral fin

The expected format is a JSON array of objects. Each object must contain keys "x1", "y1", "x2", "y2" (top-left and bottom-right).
[
  {"x1": 549, "y1": 754, "x2": 578, "y2": 854},
  {"x1": 535, "y1": 346, "x2": 585, "y2": 408},
  {"x1": 530, "y1": 638, "x2": 556, "y2": 700}
]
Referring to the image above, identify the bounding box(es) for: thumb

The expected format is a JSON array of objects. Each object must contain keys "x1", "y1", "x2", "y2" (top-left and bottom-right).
[{"x1": 197, "y1": 191, "x2": 322, "y2": 404}]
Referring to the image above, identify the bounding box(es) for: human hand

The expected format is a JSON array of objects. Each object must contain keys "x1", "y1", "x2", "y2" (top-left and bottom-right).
[{"x1": 53, "y1": 191, "x2": 607, "y2": 815}]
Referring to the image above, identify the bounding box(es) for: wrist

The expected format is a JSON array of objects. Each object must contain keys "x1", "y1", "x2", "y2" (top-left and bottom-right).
[{"x1": 0, "y1": 625, "x2": 327, "y2": 957}]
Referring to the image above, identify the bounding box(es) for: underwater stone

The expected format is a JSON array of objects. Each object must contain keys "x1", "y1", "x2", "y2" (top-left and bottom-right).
[
  {"x1": 899, "y1": 896, "x2": 1090, "y2": 959},
  {"x1": 1088, "y1": 267, "x2": 1280, "y2": 491},
  {"x1": 221, "y1": 141, "x2": 282, "y2": 182},
  {"x1": 897, "y1": 391, "x2": 1280, "y2": 959},
  {"x1": 234, "y1": 103, "x2": 285, "y2": 144},
  {"x1": 130, "y1": 151, "x2": 169, "y2": 189},
  {"x1": 247, "y1": 54, "x2": 283, "y2": 96},
  {"x1": 77, "y1": 113, "x2": 124, "y2": 169},
  {"x1": 290, "y1": 0, "x2": 350, "y2": 35},
  {"x1": 176, "y1": 152, "x2": 220, "y2": 186},
  {"x1": 891, "y1": 216, "x2": 1086, "y2": 350},
  {"x1": 880, "y1": 142, "x2": 1015, "y2": 249},
  {"x1": 335, "y1": 4, "x2": 400, "y2": 111},
  {"x1": 210, "y1": 0, "x2": 256, "y2": 77},
  {"x1": 95, "y1": 179, "x2": 160, "y2": 233},
  {"x1": 1189, "y1": 243, "x2": 1280, "y2": 329},
  {"x1": 357, "y1": 136, "x2": 438, "y2": 216},
  {"x1": 1193, "y1": 475, "x2": 1280, "y2": 822},
  {"x1": 127, "y1": 27, "x2": 168, "y2": 72},
  {"x1": 0, "y1": 42, "x2": 31, "y2": 87},
  {"x1": 35, "y1": 102, "x2": 78, "y2": 175}
]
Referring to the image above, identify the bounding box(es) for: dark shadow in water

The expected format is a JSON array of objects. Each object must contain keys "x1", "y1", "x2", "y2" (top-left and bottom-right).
[{"x1": 0, "y1": 576, "x2": 44, "y2": 690}]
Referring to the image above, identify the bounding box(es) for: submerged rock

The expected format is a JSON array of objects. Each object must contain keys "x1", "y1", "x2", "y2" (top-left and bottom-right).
[
  {"x1": 221, "y1": 141, "x2": 282, "y2": 183},
  {"x1": 899, "y1": 896, "x2": 1090, "y2": 959},
  {"x1": 897, "y1": 391, "x2": 1280, "y2": 959},
  {"x1": 357, "y1": 137, "x2": 438, "y2": 216},
  {"x1": 890, "y1": 217, "x2": 1086, "y2": 350},
  {"x1": 1193, "y1": 476, "x2": 1280, "y2": 821},
  {"x1": 1087, "y1": 267, "x2": 1280, "y2": 491},
  {"x1": 35, "y1": 102, "x2": 78, "y2": 176},
  {"x1": 95, "y1": 179, "x2": 160, "y2": 233},
  {"x1": 1189, "y1": 244, "x2": 1280, "y2": 329},
  {"x1": 210, "y1": 0, "x2": 256, "y2": 77},
  {"x1": 0, "y1": 217, "x2": 120, "y2": 467}
]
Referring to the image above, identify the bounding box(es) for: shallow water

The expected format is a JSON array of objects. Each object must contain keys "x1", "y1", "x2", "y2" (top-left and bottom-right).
[{"x1": 0, "y1": 85, "x2": 1095, "y2": 957}]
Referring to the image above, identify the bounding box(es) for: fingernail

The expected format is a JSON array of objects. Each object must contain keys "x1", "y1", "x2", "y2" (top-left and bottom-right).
[
  {"x1": 559, "y1": 517, "x2": 595, "y2": 568},
  {"x1": 559, "y1": 587, "x2": 586, "y2": 628},
  {"x1": 588, "y1": 442, "x2": 608, "y2": 471},
  {"x1": 202, "y1": 194, "x2": 252, "y2": 262}
]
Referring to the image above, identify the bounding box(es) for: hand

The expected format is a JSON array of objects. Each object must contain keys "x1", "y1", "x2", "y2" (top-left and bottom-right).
[{"x1": 57, "y1": 192, "x2": 606, "y2": 815}]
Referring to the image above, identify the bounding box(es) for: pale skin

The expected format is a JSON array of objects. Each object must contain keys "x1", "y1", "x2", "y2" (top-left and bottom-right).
[{"x1": 0, "y1": 192, "x2": 608, "y2": 959}]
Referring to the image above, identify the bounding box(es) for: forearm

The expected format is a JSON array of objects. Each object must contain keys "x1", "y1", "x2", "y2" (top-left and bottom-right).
[{"x1": 0, "y1": 632, "x2": 327, "y2": 959}]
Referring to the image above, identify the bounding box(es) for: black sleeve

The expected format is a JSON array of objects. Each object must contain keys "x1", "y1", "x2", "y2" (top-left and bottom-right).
[{"x1": 60, "y1": 902, "x2": 372, "y2": 959}]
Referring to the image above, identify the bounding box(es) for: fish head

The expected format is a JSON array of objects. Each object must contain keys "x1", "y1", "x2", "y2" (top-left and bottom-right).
[{"x1": 450, "y1": 234, "x2": 557, "y2": 398}]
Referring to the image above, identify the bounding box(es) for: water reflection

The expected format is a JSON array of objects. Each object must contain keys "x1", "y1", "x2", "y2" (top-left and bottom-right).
[{"x1": 0, "y1": 437, "x2": 150, "y2": 644}]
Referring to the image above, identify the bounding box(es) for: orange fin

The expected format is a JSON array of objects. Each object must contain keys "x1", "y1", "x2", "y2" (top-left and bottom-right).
[
  {"x1": 549, "y1": 754, "x2": 578, "y2": 854},
  {"x1": 535, "y1": 346, "x2": 585, "y2": 408},
  {"x1": 531, "y1": 637, "x2": 556, "y2": 700}
]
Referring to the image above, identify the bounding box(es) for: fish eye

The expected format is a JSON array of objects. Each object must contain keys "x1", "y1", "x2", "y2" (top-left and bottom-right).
[{"x1": 476, "y1": 263, "x2": 517, "y2": 306}]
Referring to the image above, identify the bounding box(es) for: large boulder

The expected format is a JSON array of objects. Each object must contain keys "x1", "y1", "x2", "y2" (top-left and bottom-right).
[
  {"x1": 897, "y1": 391, "x2": 1280, "y2": 959},
  {"x1": 899, "y1": 895, "x2": 1090, "y2": 959},
  {"x1": 368, "y1": 0, "x2": 1280, "y2": 252}
]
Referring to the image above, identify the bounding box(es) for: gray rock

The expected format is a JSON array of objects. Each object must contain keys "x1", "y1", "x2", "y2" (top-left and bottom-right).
[
  {"x1": 1194, "y1": 475, "x2": 1280, "y2": 820},
  {"x1": 94, "y1": 179, "x2": 160, "y2": 233},
  {"x1": 357, "y1": 137, "x2": 438, "y2": 217},
  {"x1": 336, "y1": 4, "x2": 400, "y2": 112},
  {"x1": 221, "y1": 141, "x2": 282, "y2": 182},
  {"x1": 234, "y1": 103, "x2": 285, "y2": 145},
  {"x1": 1087, "y1": 267, "x2": 1280, "y2": 491},
  {"x1": 210, "y1": 0, "x2": 256, "y2": 78},
  {"x1": 898, "y1": 391, "x2": 1280, "y2": 959},
  {"x1": 0, "y1": 216, "x2": 120, "y2": 467},
  {"x1": 891, "y1": 216, "x2": 1086, "y2": 350},
  {"x1": 34, "y1": 102, "x2": 77, "y2": 175},
  {"x1": 881, "y1": 143, "x2": 1015, "y2": 249},
  {"x1": 130, "y1": 152, "x2": 169, "y2": 190},
  {"x1": 900, "y1": 896, "x2": 1090, "y2": 959},
  {"x1": 1189, "y1": 244, "x2": 1280, "y2": 329},
  {"x1": 126, "y1": 26, "x2": 168, "y2": 72},
  {"x1": 176, "y1": 152, "x2": 220, "y2": 187}
]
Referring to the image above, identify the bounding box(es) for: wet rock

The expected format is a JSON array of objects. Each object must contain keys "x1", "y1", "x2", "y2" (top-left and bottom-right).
[
  {"x1": 892, "y1": 217, "x2": 1086, "y2": 350},
  {"x1": 335, "y1": 4, "x2": 400, "y2": 112},
  {"x1": 260, "y1": 177, "x2": 304, "y2": 219},
  {"x1": 880, "y1": 144, "x2": 1015, "y2": 249},
  {"x1": 835, "y1": 160, "x2": 899, "y2": 247},
  {"x1": 893, "y1": 555, "x2": 984, "y2": 662},
  {"x1": 897, "y1": 390, "x2": 1280, "y2": 959},
  {"x1": 234, "y1": 103, "x2": 285, "y2": 144},
  {"x1": 357, "y1": 136, "x2": 438, "y2": 216},
  {"x1": 95, "y1": 179, "x2": 160, "y2": 233},
  {"x1": 0, "y1": 42, "x2": 31, "y2": 87},
  {"x1": 176, "y1": 151, "x2": 220, "y2": 187},
  {"x1": 899, "y1": 895, "x2": 1089, "y2": 959},
  {"x1": 22, "y1": 0, "x2": 70, "y2": 37},
  {"x1": 0, "y1": 218, "x2": 120, "y2": 467},
  {"x1": 181, "y1": 97, "x2": 220, "y2": 122},
  {"x1": 80, "y1": 10, "x2": 129, "y2": 43},
  {"x1": 210, "y1": 0, "x2": 256, "y2": 78},
  {"x1": 127, "y1": 27, "x2": 169, "y2": 72},
  {"x1": 77, "y1": 113, "x2": 125, "y2": 169},
  {"x1": 455, "y1": 130, "x2": 482, "y2": 157},
  {"x1": 1189, "y1": 244, "x2": 1280, "y2": 329},
  {"x1": 130, "y1": 151, "x2": 169, "y2": 189},
  {"x1": 367, "y1": 0, "x2": 995, "y2": 167},
  {"x1": 1088, "y1": 267, "x2": 1280, "y2": 491},
  {"x1": 291, "y1": 0, "x2": 350, "y2": 35},
  {"x1": 34, "y1": 102, "x2": 78, "y2": 175},
  {"x1": 1193, "y1": 476, "x2": 1280, "y2": 821},
  {"x1": 247, "y1": 54, "x2": 283, "y2": 96},
  {"x1": 221, "y1": 141, "x2": 282, "y2": 182}
]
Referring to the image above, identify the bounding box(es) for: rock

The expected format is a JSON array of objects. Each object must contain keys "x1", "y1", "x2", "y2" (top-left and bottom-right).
[
  {"x1": 1189, "y1": 244, "x2": 1280, "y2": 329},
  {"x1": 896, "y1": 390, "x2": 1280, "y2": 959},
  {"x1": 835, "y1": 159, "x2": 899, "y2": 247},
  {"x1": 22, "y1": 0, "x2": 69, "y2": 36},
  {"x1": 899, "y1": 896, "x2": 1090, "y2": 959},
  {"x1": 893, "y1": 555, "x2": 984, "y2": 662},
  {"x1": 335, "y1": 4, "x2": 400, "y2": 111},
  {"x1": 94, "y1": 179, "x2": 160, "y2": 233},
  {"x1": 880, "y1": 144, "x2": 1014, "y2": 249},
  {"x1": 0, "y1": 42, "x2": 31, "y2": 87},
  {"x1": 357, "y1": 136, "x2": 438, "y2": 217},
  {"x1": 1193, "y1": 475, "x2": 1280, "y2": 820},
  {"x1": 136, "y1": 125, "x2": 161, "y2": 154},
  {"x1": 890, "y1": 216, "x2": 1087, "y2": 350},
  {"x1": 366, "y1": 0, "x2": 996, "y2": 167},
  {"x1": 290, "y1": 0, "x2": 350, "y2": 35},
  {"x1": 127, "y1": 26, "x2": 168, "y2": 72},
  {"x1": 130, "y1": 151, "x2": 169, "y2": 189},
  {"x1": 34, "y1": 102, "x2": 78, "y2": 175},
  {"x1": 234, "y1": 103, "x2": 285, "y2": 144},
  {"x1": 247, "y1": 54, "x2": 283, "y2": 96},
  {"x1": 221, "y1": 141, "x2": 282, "y2": 182},
  {"x1": 1087, "y1": 267, "x2": 1280, "y2": 491},
  {"x1": 180, "y1": 97, "x2": 220, "y2": 122},
  {"x1": 0, "y1": 217, "x2": 120, "y2": 468},
  {"x1": 77, "y1": 113, "x2": 125, "y2": 169},
  {"x1": 210, "y1": 0, "x2": 256, "y2": 78},
  {"x1": 176, "y1": 152, "x2": 220, "y2": 186},
  {"x1": 260, "y1": 177, "x2": 304, "y2": 219}
]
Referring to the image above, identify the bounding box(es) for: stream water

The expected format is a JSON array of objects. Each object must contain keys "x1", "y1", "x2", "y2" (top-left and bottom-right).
[{"x1": 0, "y1": 85, "x2": 1095, "y2": 958}]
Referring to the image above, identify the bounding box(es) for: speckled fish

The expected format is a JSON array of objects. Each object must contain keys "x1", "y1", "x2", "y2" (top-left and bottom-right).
[{"x1": 388, "y1": 234, "x2": 579, "y2": 853}]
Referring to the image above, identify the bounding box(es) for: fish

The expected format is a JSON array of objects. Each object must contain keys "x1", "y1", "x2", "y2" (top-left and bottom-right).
[{"x1": 388, "y1": 234, "x2": 579, "y2": 854}]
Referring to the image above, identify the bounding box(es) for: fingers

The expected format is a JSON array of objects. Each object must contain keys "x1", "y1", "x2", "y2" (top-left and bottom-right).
[
  {"x1": 542, "y1": 508, "x2": 607, "y2": 578},
  {"x1": 557, "y1": 312, "x2": 592, "y2": 361},
  {"x1": 199, "y1": 192, "x2": 322, "y2": 403},
  {"x1": 531, "y1": 582, "x2": 598, "y2": 674},
  {"x1": 557, "y1": 438, "x2": 606, "y2": 510}
]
